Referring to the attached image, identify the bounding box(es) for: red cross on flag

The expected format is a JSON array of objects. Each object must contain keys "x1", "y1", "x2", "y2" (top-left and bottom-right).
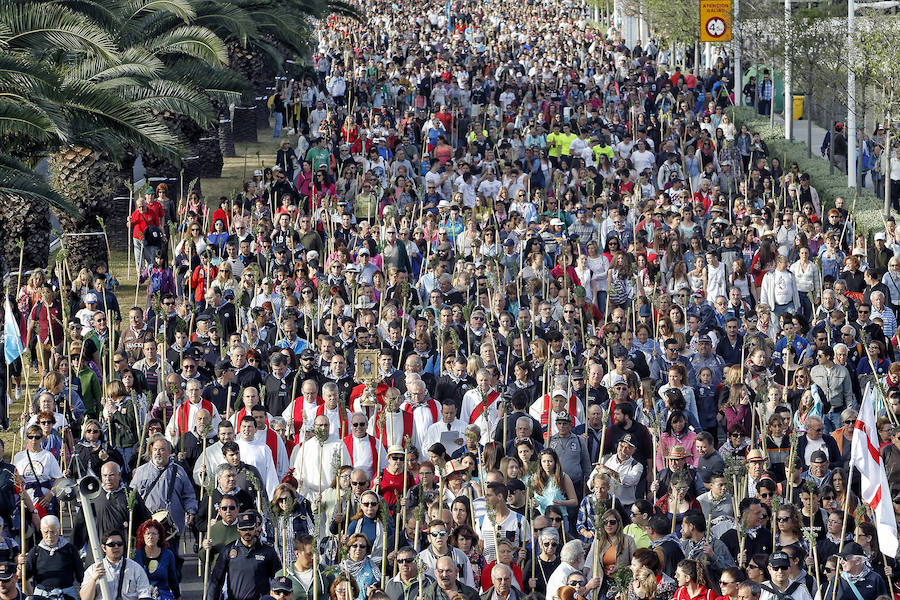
[{"x1": 852, "y1": 386, "x2": 899, "y2": 557}]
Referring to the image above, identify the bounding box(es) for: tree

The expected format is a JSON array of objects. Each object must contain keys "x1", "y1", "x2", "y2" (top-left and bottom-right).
[{"x1": 851, "y1": 14, "x2": 900, "y2": 216}]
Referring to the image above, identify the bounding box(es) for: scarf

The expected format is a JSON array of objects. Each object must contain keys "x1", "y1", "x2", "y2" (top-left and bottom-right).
[
  {"x1": 38, "y1": 538, "x2": 67, "y2": 556},
  {"x1": 343, "y1": 557, "x2": 370, "y2": 577},
  {"x1": 106, "y1": 482, "x2": 125, "y2": 500}
]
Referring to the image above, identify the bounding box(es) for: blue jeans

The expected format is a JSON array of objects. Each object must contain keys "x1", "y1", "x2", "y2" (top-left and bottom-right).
[
  {"x1": 823, "y1": 412, "x2": 841, "y2": 435},
  {"x1": 798, "y1": 293, "x2": 813, "y2": 322},
  {"x1": 773, "y1": 301, "x2": 795, "y2": 316},
  {"x1": 273, "y1": 112, "x2": 283, "y2": 137}
]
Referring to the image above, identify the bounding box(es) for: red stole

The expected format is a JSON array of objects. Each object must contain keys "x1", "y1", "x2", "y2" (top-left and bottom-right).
[
  {"x1": 343, "y1": 434, "x2": 379, "y2": 465},
  {"x1": 316, "y1": 403, "x2": 350, "y2": 438},
  {"x1": 263, "y1": 428, "x2": 279, "y2": 466},
  {"x1": 177, "y1": 400, "x2": 214, "y2": 436},
  {"x1": 290, "y1": 397, "x2": 323, "y2": 444},
  {"x1": 469, "y1": 390, "x2": 500, "y2": 424},
  {"x1": 537, "y1": 393, "x2": 579, "y2": 424},
  {"x1": 403, "y1": 399, "x2": 439, "y2": 422},
  {"x1": 234, "y1": 406, "x2": 270, "y2": 428},
  {"x1": 375, "y1": 411, "x2": 414, "y2": 448}
]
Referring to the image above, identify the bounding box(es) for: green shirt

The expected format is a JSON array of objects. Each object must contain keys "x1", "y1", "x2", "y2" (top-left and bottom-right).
[
  {"x1": 275, "y1": 566, "x2": 334, "y2": 600},
  {"x1": 305, "y1": 146, "x2": 331, "y2": 172}
]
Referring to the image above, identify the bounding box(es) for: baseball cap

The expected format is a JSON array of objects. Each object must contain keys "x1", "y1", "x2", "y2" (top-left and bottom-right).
[
  {"x1": 271, "y1": 576, "x2": 293, "y2": 593},
  {"x1": 84, "y1": 293, "x2": 99, "y2": 304},
  {"x1": 698, "y1": 334, "x2": 712, "y2": 344},
  {"x1": 769, "y1": 552, "x2": 790, "y2": 568},
  {"x1": 875, "y1": 232, "x2": 887, "y2": 241},
  {"x1": 438, "y1": 200, "x2": 451, "y2": 209},
  {"x1": 253, "y1": 169, "x2": 263, "y2": 177},
  {"x1": 572, "y1": 368, "x2": 585, "y2": 381},
  {"x1": 550, "y1": 218, "x2": 565, "y2": 227},
  {"x1": 837, "y1": 542, "x2": 865, "y2": 558},
  {"x1": 300, "y1": 349, "x2": 316, "y2": 360},
  {"x1": 237, "y1": 510, "x2": 260, "y2": 529},
  {"x1": 358, "y1": 247, "x2": 370, "y2": 256},
  {"x1": 0, "y1": 562, "x2": 14, "y2": 581},
  {"x1": 503, "y1": 238, "x2": 516, "y2": 247},
  {"x1": 552, "y1": 389, "x2": 568, "y2": 398},
  {"x1": 810, "y1": 450, "x2": 829, "y2": 463},
  {"x1": 610, "y1": 374, "x2": 627, "y2": 387},
  {"x1": 555, "y1": 410, "x2": 571, "y2": 422}
]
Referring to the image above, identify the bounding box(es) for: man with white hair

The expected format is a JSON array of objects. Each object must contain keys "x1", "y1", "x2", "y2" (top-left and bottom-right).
[
  {"x1": 489, "y1": 563, "x2": 520, "y2": 600},
  {"x1": 545, "y1": 541, "x2": 601, "y2": 600},
  {"x1": 235, "y1": 415, "x2": 279, "y2": 497},
  {"x1": 871, "y1": 290, "x2": 897, "y2": 337},
  {"x1": 401, "y1": 376, "x2": 440, "y2": 456},
  {"x1": 340, "y1": 412, "x2": 385, "y2": 479},
  {"x1": 461, "y1": 368, "x2": 501, "y2": 443},
  {"x1": 166, "y1": 378, "x2": 220, "y2": 445}
]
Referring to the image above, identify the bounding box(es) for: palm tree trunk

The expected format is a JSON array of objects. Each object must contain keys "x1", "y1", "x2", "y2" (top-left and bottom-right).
[
  {"x1": 0, "y1": 195, "x2": 50, "y2": 272},
  {"x1": 49, "y1": 147, "x2": 131, "y2": 271}
]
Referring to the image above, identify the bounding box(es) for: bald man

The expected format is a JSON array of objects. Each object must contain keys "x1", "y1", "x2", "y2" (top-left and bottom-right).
[{"x1": 73, "y1": 461, "x2": 151, "y2": 561}]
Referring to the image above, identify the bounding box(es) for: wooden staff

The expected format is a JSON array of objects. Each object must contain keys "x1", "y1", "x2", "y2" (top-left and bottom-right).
[
  {"x1": 201, "y1": 474, "x2": 215, "y2": 600},
  {"x1": 19, "y1": 476, "x2": 25, "y2": 583}
]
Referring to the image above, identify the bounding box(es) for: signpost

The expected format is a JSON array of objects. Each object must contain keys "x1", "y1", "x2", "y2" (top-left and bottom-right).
[{"x1": 700, "y1": 0, "x2": 733, "y2": 42}]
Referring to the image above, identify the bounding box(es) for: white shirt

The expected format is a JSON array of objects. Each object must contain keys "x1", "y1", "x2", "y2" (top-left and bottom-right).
[
  {"x1": 192, "y1": 441, "x2": 225, "y2": 487},
  {"x1": 14, "y1": 448, "x2": 62, "y2": 485},
  {"x1": 290, "y1": 436, "x2": 343, "y2": 497},
  {"x1": 478, "y1": 509, "x2": 531, "y2": 563},
  {"x1": 460, "y1": 388, "x2": 500, "y2": 443},
  {"x1": 281, "y1": 399, "x2": 321, "y2": 438},
  {"x1": 401, "y1": 400, "x2": 441, "y2": 459},
  {"x1": 164, "y1": 400, "x2": 222, "y2": 445},
  {"x1": 545, "y1": 562, "x2": 580, "y2": 600},
  {"x1": 236, "y1": 435, "x2": 280, "y2": 497},
  {"x1": 340, "y1": 434, "x2": 386, "y2": 479},
  {"x1": 82, "y1": 557, "x2": 152, "y2": 600},
  {"x1": 422, "y1": 419, "x2": 468, "y2": 456}
]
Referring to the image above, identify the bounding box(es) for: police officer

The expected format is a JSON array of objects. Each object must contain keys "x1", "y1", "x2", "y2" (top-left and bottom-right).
[
  {"x1": 207, "y1": 510, "x2": 281, "y2": 600},
  {"x1": 0, "y1": 561, "x2": 22, "y2": 600}
]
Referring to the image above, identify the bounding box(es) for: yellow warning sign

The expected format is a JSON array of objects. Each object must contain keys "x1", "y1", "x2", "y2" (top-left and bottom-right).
[{"x1": 700, "y1": 0, "x2": 733, "y2": 42}]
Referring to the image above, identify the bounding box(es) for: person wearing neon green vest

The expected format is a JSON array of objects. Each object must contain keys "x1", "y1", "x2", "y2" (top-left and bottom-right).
[
  {"x1": 557, "y1": 123, "x2": 578, "y2": 160},
  {"x1": 546, "y1": 122, "x2": 562, "y2": 166}
]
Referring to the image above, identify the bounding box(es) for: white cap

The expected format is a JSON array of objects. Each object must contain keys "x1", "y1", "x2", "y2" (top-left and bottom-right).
[
  {"x1": 875, "y1": 232, "x2": 887, "y2": 241},
  {"x1": 552, "y1": 389, "x2": 568, "y2": 398},
  {"x1": 550, "y1": 218, "x2": 565, "y2": 227}
]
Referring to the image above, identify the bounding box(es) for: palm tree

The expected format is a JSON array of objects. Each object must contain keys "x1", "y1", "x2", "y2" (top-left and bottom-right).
[{"x1": 0, "y1": 1, "x2": 181, "y2": 270}]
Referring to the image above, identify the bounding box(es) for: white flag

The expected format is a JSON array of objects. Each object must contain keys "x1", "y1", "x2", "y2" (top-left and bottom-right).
[
  {"x1": 3, "y1": 298, "x2": 23, "y2": 365},
  {"x1": 851, "y1": 384, "x2": 899, "y2": 557}
]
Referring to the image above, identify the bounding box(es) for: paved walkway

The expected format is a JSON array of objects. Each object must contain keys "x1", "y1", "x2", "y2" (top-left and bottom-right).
[{"x1": 778, "y1": 114, "x2": 878, "y2": 193}]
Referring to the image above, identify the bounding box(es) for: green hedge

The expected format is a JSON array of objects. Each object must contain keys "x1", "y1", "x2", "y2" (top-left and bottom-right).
[{"x1": 728, "y1": 106, "x2": 884, "y2": 236}]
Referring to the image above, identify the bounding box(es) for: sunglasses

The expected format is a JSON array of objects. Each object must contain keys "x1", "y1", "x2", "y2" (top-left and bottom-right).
[
  {"x1": 350, "y1": 543, "x2": 368, "y2": 549},
  {"x1": 352, "y1": 422, "x2": 367, "y2": 428},
  {"x1": 430, "y1": 531, "x2": 448, "y2": 537},
  {"x1": 771, "y1": 566, "x2": 789, "y2": 572},
  {"x1": 351, "y1": 481, "x2": 368, "y2": 487},
  {"x1": 361, "y1": 501, "x2": 378, "y2": 507},
  {"x1": 220, "y1": 505, "x2": 238, "y2": 511},
  {"x1": 397, "y1": 557, "x2": 415, "y2": 564},
  {"x1": 104, "y1": 541, "x2": 125, "y2": 547},
  {"x1": 27, "y1": 435, "x2": 42, "y2": 440}
]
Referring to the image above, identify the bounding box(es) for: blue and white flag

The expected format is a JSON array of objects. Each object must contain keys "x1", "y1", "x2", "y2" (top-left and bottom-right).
[{"x1": 4, "y1": 298, "x2": 23, "y2": 365}]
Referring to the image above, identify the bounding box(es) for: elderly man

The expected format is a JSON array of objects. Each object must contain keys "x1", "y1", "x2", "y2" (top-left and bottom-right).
[
  {"x1": 166, "y1": 378, "x2": 221, "y2": 445},
  {"x1": 341, "y1": 412, "x2": 386, "y2": 479},
  {"x1": 291, "y1": 414, "x2": 342, "y2": 497},
  {"x1": 73, "y1": 461, "x2": 151, "y2": 561},
  {"x1": 810, "y1": 347, "x2": 855, "y2": 433},
  {"x1": 796, "y1": 416, "x2": 841, "y2": 467},
  {"x1": 547, "y1": 411, "x2": 591, "y2": 494},
  {"x1": 130, "y1": 435, "x2": 197, "y2": 574},
  {"x1": 504, "y1": 415, "x2": 544, "y2": 456},
  {"x1": 402, "y1": 377, "x2": 440, "y2": 456},
  {"x1": 545, "y1": 541, "x2": 601, "y2": 600},
  {"x1": 871, "y1": 290, "x2": 898, "y2": 337},
  {"x1": 599, "y1": 434, "x2": 643, "y2": 508},
  {"x1": 822, "y1": 542, "x2": 887, "y2": 600},
  {"x1": 483, "y1": 563, "x2": 521, "y2": 600}
]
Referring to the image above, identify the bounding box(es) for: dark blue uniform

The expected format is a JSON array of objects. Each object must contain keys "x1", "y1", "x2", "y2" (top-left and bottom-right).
[{"x1": 207, "y1": 537, "x2": 281, "y2": 600}]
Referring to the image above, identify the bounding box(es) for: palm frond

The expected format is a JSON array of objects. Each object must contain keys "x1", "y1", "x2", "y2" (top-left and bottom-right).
[
  {"x1": 123, "y1": 0, "x2": 195, "y2": 23},
  {"x1": 0, "y1": 1, "x2": 119, "y2": 59},
  {"x1": 0, "y1": 153, "x2": 80, "y2": 216},
  {"x1": 125, "y1": 78, "x2": 215, "y2": 126},
  {"x1": 141, "y1": 25, "x2": 227, "y2": 65}
]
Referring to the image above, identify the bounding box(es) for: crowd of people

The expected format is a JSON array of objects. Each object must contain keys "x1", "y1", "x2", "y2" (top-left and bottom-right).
[{"x1": 1, "y1": 1, "x2": 899, "y2": 600}]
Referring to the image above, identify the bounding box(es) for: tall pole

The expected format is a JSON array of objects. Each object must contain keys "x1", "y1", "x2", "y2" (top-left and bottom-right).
[
  {"x1": 847, "y1": 0, "x2": 858, "y2": 188},
  {"x1": 734, "y1": 0, "x2": 741, "y2": 106},
  {"x1": 784, "y1": 0, "x2": 793, "y2": 139}
]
